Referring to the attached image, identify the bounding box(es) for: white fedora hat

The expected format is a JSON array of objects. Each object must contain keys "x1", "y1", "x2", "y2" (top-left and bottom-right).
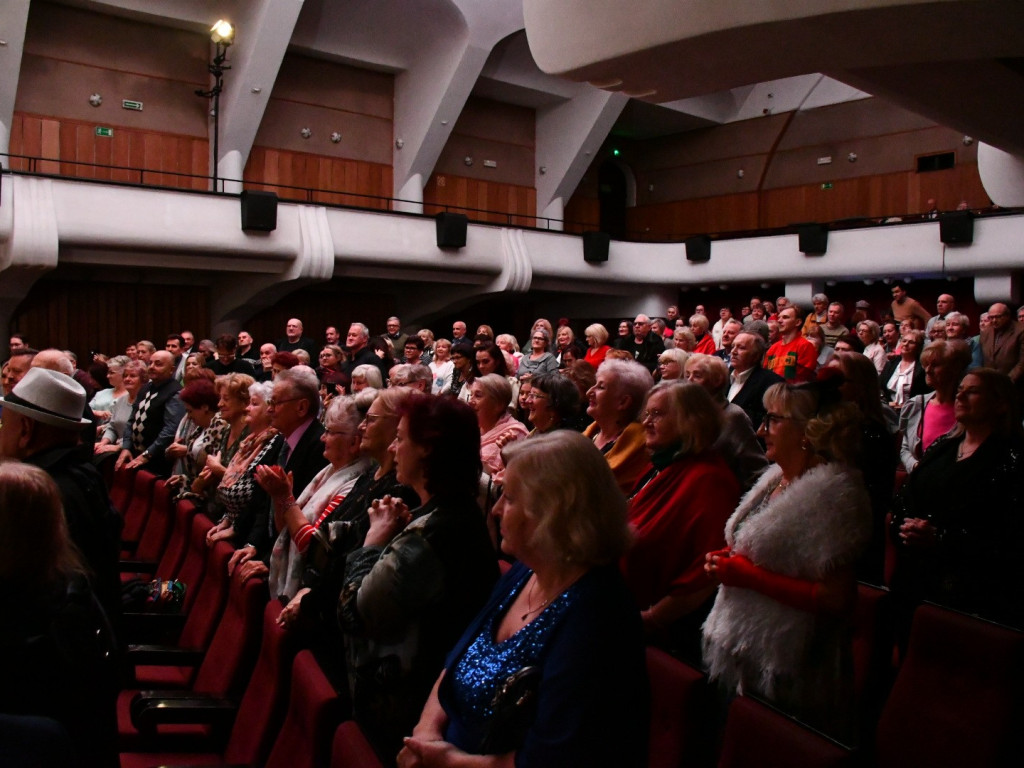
[{"x1": 0, "y1": 367, "x2": 91, "y2": 429}]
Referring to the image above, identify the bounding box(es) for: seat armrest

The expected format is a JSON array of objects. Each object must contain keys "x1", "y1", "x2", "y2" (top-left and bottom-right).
[
  {"x1": 126, "y1": 644, "x2": 205, "y2": 666},
  {"x1": 130, "y1": 692, "x2": 238, "y2": 731}
]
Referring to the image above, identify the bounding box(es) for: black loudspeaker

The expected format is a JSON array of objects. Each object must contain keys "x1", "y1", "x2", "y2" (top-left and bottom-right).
[
  {"x1": 798, "y1": 223, "x2": 829, "y2": 255},
  {"x1": 436, "y1": 212, "x2": 468, "y2": 248},
  {"x1": 582, "y1": 231, "x2": 610, "y2": 263},
  {"x1": 685, "y1": 235, "x2": 711, "y2": 263},
  {"x1": 240, "y1": 190, "x2": 278, "y2": 232},
  {"x1": 940, "y1": 210, "x2": 974, "y2": 245}
]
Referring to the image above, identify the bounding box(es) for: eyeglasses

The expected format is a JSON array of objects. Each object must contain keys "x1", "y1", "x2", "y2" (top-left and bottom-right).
[
  {"x1": 363, "y1": 412, "x2": 397, "y2": 424},
  {"x1": 527, "y1": 392, "x2": 549, "y2": 401},
  {"x1": 761, "y1": 412, "x2": 795, "y2": 429},
  {"x1": 267, "y1": 396, "x2": 303, "y2": 408},
  {"x1": 640, "y1": 409, "x2": 666, "y2": 423},
  {"x1": 323, "y1": 428, "x2": 354, "y2": 437}
]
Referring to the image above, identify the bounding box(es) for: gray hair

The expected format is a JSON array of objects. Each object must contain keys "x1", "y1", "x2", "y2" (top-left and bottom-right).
[
  {"x1": 325, "y1": 396, "x2": 362, "y2": 433},
  {"x1": 597, "y1": 358, "x2": 655, "y2": 422},
  {"x1": 351, "y1": 364, "x2": 383, "y2": 389},
  {"x1": 275, "y1": 365, "x2": 321, "y2": 415},
  {"x1": 249, "y1": 380, "x2": 274, "y2": 403}
]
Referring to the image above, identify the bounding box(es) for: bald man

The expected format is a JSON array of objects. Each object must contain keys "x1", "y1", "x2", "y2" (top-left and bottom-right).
[
  {"x1": 115, "y1": 350, "x2": 185, "y2": 476},
  {"x1": 980, "y1": 302, "x2": 1024, "y2": 384},
  {"x1": 925, "y1": 293, "x2": 957, "y2": 335},
  {"x1": 275, "y1": 317, "x2": 318, "y2": 359}
]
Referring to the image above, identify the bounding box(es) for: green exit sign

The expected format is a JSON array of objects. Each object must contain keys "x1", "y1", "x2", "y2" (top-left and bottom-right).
[
  {"x1": 122, "y1": 99, "x2": 143, "y2": 111},
  {"x1": 821, "y1": 182, "x2": 834, "y2": 190},
  {"x1": 95, "y1": 126, "x2": 113, "y2": 137}
]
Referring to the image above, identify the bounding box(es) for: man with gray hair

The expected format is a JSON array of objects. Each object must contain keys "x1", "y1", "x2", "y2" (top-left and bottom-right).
[
  {"x1": 801, "y1": 293, "x2": 829, "y2": 336},
  {"x1": 714, "y1": 318, "x2": 744, "y2": 365},
  {"x1": 229, "y1": 365, "x2": 327, "y2": 579},
  {"x1": 728, "y1": 331, "x2": 785, "y2": 431},
  {"x1": 345, "y1": 321, "x2": 389, "y2": 382},
  {"x1": 622, "y1": 314, "x2": 664, "y2": 373}
]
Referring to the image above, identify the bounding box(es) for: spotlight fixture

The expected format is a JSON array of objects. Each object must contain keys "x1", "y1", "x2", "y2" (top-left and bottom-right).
[
  {"x1": 847, "y1": 152, "x2": 858, "y2": 163},
  {"x1": 539, "y1": 166, "x2": 547, "y2": 175},
  {"x1": 196, "y1": 19, "x2": 235, "y2": 192},
  {"x1": 210, "y1": 19, "x2": 235, "y2": 45},
  {"x1": 395, "y1": 139, "x2": 404, "y2": 149},
  {"x1": 300, "y1": 127, "x2": 312, "y2": 139},
  {"x1": 89, "y1": 93, "x2": 102, "y2": 107},
  {"x1": 464, "y1": 156, "x2": 473, "y2": 166},
  {"x1": 330, "y1": 132, "x2": 342, "y2": 143}
]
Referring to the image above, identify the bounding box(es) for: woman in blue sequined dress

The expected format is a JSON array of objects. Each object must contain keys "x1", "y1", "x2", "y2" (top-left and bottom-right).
[{"x1": 397, "y1": 431, "x2": 648, "y2": 768}]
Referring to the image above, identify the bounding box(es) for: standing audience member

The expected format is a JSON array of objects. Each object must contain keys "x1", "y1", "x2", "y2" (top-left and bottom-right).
[
  {"x1": 764, "y1": 306, "x2": 817, "y2": 383},
  {"x1": 980, "y1": 302, "x2": 1024, "y2": 387},
  {"x1": 623, "y1": 315, "x2": 665, "y2": 373},
  {"x1": 276, "y1": 318, "x2": 319, "y2": 359},
  {"x1": 116, "y1": 350, "x2": 185, "y2": 476},
  {"x1": 690, "y1": 314, "x2": 717, "y2": 354},
  {"x1": 0, "y1": 369, "x2": 122, "y2": 634},
  {"x1": 728, "y1": 331, "x2": 784, "y2": 431},
  {"x1": 891, "y1": 369, "x2": 1024, "y2": 634},
  {"x1": 889, "y1": 282, "x2": 931, "y2": 330},
  {"x1": 339, "y1": 396, "x2": 498, "y2": 763},
  {"x1": 944, "y1": 312, "x2": 984, "y2": 369},
  {"x1": 399, "y1": 432, "x2": 647, "y2": 768},
  {"x1": 704, "y1": 379, "x2": 871, "y2": 741},
  {"x1": 583, "y1": 359, "x2": 654, "y2": 495},
  {"x1": 624, "y1": 381, "x2": 739, "y2": 661},
  {"x1": 880, "y1": 330, "x2": 929, "y2": 409},
  {"x1": 583, "y1": 323, "x2": 612, "y2": 370}
]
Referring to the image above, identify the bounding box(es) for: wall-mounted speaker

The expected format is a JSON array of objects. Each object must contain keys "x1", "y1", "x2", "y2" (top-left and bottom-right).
[
  {"x1": 240, "y1": 190, "x2": 278, "y2": 232},
  {"x1": 685, "y1": 235, "x2": 711, "y2": 263},
  {"x1": 582, "y1": 231, "x2": 610, "y2": 263},
  {"x1": 798, "y1": 223, "x2": 829, "y2": 255},
  {"x1": 940, "y1": 210, "x2": 974, "y2": 245},
  {"x1": 436, "y1": 212, "x2": 468, "y2": 248}
]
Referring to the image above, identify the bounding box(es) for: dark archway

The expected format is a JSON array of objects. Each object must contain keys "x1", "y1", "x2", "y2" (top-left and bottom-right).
[{"x1": 598, "y1": 160, "x2": 628, "y2": 238}]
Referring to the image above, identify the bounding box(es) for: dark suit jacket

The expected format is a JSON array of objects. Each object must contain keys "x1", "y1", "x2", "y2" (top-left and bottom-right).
[
  {"x1": 120, "y1": 377, "x2": 184, "y2": 475},
  {"x1": 729, "y1": 366, "x2": 785, "y2": 430},
  {"x1": 249, "y1": 419, "x2": 328, "y2": 559},
  {"x1": 980, "y1": 322, "x2": 1024, "y2": 382}
]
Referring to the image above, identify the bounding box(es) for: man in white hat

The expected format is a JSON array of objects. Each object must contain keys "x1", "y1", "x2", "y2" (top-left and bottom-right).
[{"x1": 0, "y1": 367, "x2": 122, "y2": 628}]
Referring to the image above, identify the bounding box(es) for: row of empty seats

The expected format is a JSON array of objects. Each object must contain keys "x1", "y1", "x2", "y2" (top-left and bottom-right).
[{"x1": 108, "y1": 466, "x2": 1022, "y2": 767}]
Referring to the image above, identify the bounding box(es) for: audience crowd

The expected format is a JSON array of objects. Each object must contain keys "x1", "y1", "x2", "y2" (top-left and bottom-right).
[{"x1": 1, "y1": 286, "x2": 1023, "y2": 766}]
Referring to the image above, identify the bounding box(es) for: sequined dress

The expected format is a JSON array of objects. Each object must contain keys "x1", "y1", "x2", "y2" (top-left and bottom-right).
[{"x1": 438, "y1": 562, "x2": 648, "y2": 767}]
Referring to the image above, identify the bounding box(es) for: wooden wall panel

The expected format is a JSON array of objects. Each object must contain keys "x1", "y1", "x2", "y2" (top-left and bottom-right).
[
  {"x1": 243, "y1": 146, "x2": 393, "y2": 210},
  {"x1": 9, "y1": 279, "x2": 210, "y2": 363},
  {"x1": 627, "y1": 193, "x2": 761, "y2": 240},
  {"x1": 7, "y1": 112, "x2": 209, "y2": 191},
  {"x1": 423, "y1": 172, "x2": 536, "y2": 226}
]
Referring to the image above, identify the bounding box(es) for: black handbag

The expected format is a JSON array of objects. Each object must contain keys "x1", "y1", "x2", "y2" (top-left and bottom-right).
[{"x1": 479, "y1": 665, "x2": 542, "y2": 754}]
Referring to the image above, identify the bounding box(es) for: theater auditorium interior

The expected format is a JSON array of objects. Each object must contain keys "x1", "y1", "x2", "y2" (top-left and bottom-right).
[{"x1": 1, "y1": 1, "x2": 1022, "y2": 767}]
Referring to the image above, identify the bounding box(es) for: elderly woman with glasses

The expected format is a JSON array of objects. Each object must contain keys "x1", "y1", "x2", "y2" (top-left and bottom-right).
[
  {"x1": 516, "y1": 328, "x2": 558, "y2": 380},
  {"x1": 703, "y1": 377, "x2": 870, "y2": 740},
  {"x1": 254, "y1": 396, "x2": 374, "y2": 601},
  {"x1": 524, "y1": 372, "x2": 581, "y2": 435},
  {"x1": 622, "y1": 381, "x2": 739, "y2": 660}
]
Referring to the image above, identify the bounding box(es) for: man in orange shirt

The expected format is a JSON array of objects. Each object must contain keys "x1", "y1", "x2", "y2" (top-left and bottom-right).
[
  {"x1": 890, "y1": 282, "x2": 931, "y2": 329},
  {"x1": 763, "y1": 306, "x2": 817, "y2": 383}
]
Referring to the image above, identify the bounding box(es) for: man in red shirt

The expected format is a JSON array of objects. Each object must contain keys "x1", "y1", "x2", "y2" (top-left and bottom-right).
[{"x1": 763, "y1": 306, "x2": 817, "y2": 383}]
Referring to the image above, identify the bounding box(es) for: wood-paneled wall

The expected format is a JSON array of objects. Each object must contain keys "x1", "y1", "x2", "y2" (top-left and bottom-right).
[
  {"x1": 243, "y1": 147, "x2": 392, "y2": 209},
  {"x1": 616, "y1": 164, "x2": 989, "y2": 239},
  {"x1": 9, "y1": 279, "x2": 211, "y2": 362},
  {"x1": 424, "y1": 173, "x2": 537, "y2": 226},
  {"x1": 7, "y1": 112, "x2": 209, "y2": 190}
]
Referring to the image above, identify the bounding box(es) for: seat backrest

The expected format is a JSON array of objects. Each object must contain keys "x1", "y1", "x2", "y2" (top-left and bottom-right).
[
  {"x1": 851, "y1": 583, "x2": 894, "y2": 731},
  {"x1": 331, "y1": 721, "x2": 383, "y2": 768},
  {"x1": 875, "y1": 603, "x2": 1024, "y2": 768},
  {"x1": 121, "y1": 470, "x2": 158, "y2": 543},
  {"x1": 132, "y1": 481, "x2": 175, "y2": 562},
  {"x1": 265, "y1": 651, "x2": 344, "y2": 768},
  {"x1": 109, "y1": 464, "x2": 135, "y2": 514},
  {"x1": 718, "y1": 696, "x2": 854, "y2": 768},
  {"x1": 154, "y1": 499, "x2": 199, "y2": 577},
  {"x1": 193, "y1": 571, "x2": 268, "y2": 698},
  {"x1": 223, "y1": 600, "x2": 299, "y2": 767},
  {"x1": 646, "y1": 646, "x2": 710, "y2": 768},
  {"x1": 174, "y1": 533, "x2": 231, "y2": 651},
  {"x1": 172, "y1": 512, "x2": 214, "y2": 613}
]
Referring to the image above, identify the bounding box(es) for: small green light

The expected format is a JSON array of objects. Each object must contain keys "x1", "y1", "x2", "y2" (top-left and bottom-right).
[{"x1": 612, "y1": 148, "x2": 621, "y2": 156}]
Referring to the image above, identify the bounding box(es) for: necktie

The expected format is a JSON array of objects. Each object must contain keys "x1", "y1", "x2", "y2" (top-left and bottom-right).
[{"x1": 278, "y1": 440, "x2": 291, "y2": 468}]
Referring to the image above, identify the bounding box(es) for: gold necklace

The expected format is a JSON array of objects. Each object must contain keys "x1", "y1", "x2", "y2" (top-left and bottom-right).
[{"x1": 520, "y1": 578, "x2": 554, "y2": 621}]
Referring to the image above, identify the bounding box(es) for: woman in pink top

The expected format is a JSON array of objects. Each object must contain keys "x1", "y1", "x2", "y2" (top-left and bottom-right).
[{"x1": 898, "y1": 340, "x2": 973, "y2": 473}]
